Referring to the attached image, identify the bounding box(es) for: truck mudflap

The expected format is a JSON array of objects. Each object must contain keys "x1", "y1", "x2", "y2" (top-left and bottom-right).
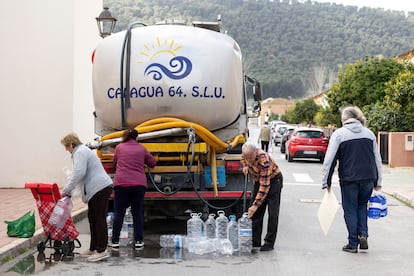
[{"x1": 144, "y1": 191, "x2": 251, "y2": 200}]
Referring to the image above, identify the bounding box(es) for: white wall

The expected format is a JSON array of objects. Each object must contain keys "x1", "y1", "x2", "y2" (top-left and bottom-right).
[{"x1": 0, "y1": 0, "x2": 102, "y2": 188}]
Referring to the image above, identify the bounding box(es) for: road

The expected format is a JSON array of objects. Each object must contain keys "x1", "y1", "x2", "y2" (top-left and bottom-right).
[{"x1": 2, "y1": 126, "x2": 414, "y2": 275}]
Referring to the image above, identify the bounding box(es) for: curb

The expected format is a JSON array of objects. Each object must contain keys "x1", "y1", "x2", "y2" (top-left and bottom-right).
[
  {"x1": 0, "y1": 207, "x2": 88, "y2": 265},
  {"x1": 393, "y1": 192, "x2": 414, "y2": 208}
]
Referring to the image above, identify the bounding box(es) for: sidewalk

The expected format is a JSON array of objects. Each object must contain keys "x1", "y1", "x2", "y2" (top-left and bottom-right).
[
  {"x1": 1, "y1": 166, "x2": 413, "y2": 264},
  {"x1": 0, "y1": 187, "x2": 88, "y2": 264}
]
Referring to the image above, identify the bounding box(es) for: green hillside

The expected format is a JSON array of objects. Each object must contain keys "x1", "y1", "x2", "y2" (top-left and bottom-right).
[{"x1": 104, "y1": 0, "x2": 414, "y2": 99}]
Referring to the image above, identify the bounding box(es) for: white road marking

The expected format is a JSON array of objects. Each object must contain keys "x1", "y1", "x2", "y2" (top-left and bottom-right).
[{"x1": 293, "y1": 173, "x2": 314, "y2": 182}]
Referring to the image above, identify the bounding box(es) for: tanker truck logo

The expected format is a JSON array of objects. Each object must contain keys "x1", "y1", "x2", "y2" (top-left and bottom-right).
[{"x1": 138, "y1": 37, "x2": 192, "y2": 80}]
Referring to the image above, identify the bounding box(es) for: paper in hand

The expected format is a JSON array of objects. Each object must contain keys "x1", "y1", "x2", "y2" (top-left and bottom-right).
[{"x1": 317, "y1": 189, "x2": 339, "y2": 236}]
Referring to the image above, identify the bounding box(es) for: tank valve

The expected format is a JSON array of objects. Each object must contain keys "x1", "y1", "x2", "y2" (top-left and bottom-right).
[{"x1": 187, "y1": 127, "x2": 196, "y2": 143}]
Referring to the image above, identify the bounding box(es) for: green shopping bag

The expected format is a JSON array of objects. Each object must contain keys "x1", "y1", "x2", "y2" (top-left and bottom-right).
[{"x1": 5, "y1": 211, "x2": 35, "y2": 238}]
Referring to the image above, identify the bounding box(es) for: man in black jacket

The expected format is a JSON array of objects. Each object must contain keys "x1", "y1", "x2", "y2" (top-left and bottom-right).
[{"x1": 322, "y1": 106, "x2": 382, "y2": 253}]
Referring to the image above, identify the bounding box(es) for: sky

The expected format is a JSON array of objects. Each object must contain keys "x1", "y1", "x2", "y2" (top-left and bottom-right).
[{"x1": 315, "y1": 0, "x2": 414, "y2": 14}]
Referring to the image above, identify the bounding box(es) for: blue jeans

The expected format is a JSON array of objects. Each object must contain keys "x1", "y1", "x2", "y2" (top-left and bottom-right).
[{"x1": 340, "y1": 181, "x2": 374, "y2": 248}]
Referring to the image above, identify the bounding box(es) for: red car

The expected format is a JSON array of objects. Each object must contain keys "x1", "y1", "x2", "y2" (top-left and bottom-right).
[{"x1": 285, "y1": 127, "x2": 329, "y2": 163}]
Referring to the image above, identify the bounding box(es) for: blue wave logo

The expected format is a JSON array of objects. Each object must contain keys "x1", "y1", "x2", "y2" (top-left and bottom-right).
[{"x1": 144, "y1": 56, "x2": 192, "y2": 81}]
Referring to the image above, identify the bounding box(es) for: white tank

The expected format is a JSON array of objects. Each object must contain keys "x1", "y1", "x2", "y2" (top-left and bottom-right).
[{"x1": 92, "y1": 24, "x2": 243, "y2": 135}]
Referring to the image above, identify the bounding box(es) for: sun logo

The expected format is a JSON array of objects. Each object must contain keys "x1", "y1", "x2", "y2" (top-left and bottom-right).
[
  {"x1": 137, "y1": 37, "x2": 183, "y2": 63},
  {"x1": 138, "y1": 37, "x2": 192, "y2": 81}
]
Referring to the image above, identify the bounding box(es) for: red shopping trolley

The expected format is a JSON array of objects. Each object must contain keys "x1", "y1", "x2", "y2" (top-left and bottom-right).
[{"x1": 25, "y1": 182, "x2": 81, "y2": 258}]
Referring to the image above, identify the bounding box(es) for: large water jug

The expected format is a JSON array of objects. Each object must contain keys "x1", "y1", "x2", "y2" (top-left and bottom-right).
[
  {"x1": 238, "y1": 212, "x2": 252, "y2": 253},
  {"x1": 48, "y1": 196, "x2": 73, "y2": 229},
  {"x1": 228, "y1": 215, "x2": 239, "y2": 251},
  {"x1": 216, "y1": 210, "x2": 229, "y2": 240},
  {"x1": 204, "y1": 213, "x2": 216, "y2": 239},
  {"x1": 186, "y1": 213, "x2": 203, "y2": 238}
]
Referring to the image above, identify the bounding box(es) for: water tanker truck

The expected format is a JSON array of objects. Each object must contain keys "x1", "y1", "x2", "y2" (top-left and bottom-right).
[{"x1": 88, "y1": 17, "x2": 262, "y2": 218}]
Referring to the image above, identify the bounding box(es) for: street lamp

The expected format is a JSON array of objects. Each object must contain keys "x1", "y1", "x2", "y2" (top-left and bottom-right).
[{"x1": 95, "y1": 7, "x2": 117, "y2": 38}]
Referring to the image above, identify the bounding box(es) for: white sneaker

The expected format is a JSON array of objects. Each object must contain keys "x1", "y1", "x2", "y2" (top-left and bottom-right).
[
  {"x1": 80, "y1": 249, "x2": 95, "y2": 257},
  {"x1": 87, "y1": 251, "x2": 110, "y2": 262},
  {"x1": 135, "y1": 240, "x2": 144, "y2": 249}
]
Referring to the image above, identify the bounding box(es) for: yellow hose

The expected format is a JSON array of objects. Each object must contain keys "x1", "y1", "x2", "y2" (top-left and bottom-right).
[
  {"x1": 100, "y1": 117, "x2": 238, "y2": 153},
  {"x1": 97, "y1": 118, "x2": 246, "y2": 198},
  {"x1": 210, "y1": 148, "x2": 218, "y2": 197}
]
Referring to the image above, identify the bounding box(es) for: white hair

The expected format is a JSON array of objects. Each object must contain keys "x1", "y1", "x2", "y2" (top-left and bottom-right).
[
  {"x1": 242, "y1": 142, "x2": 257, "y2": 154},
  {"x1": 341, "y1": 106, "x2": 366, "y2": 125}
]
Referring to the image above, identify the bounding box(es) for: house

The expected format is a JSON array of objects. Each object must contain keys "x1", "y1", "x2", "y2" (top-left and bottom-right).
[{"x1": 258, "y1": 97, "x2": 294, "y2": 124}]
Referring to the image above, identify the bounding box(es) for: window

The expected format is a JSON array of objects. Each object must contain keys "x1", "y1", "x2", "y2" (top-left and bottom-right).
[{"x1": 297, "y1": 131, "x2": 323, "y2": 138}]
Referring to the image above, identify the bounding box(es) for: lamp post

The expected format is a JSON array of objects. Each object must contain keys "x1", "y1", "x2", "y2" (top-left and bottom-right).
[{"x1": 95, "y1": 7, "x2": 117, "y2": 38}]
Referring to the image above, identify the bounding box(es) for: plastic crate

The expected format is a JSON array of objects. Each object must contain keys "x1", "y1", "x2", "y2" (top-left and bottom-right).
[{"x1": 204, "y1": 166, "x2": 226, "y2": 188}]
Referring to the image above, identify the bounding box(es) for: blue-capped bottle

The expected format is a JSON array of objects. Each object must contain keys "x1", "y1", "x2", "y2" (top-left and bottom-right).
[{"x1": 238, "y1": 212, "x2": 252, "y2": 253}]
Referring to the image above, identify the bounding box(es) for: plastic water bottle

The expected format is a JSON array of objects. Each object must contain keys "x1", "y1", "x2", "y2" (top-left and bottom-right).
[
  {"x1": 216, "y1": 210, "x2": 229, "y2": 240},
  {"x1": 48, "y1": 196, "x2": 72, "y2": 229},
  {"x1": 160, "y1": 234, "x2": 184, "y2": 248},
  {"x1": 106, "y1": 212, "x2": 114, "y2": 239},
  {"x1": 193, "y1": 237, "x2": 218, "y2": 255},
  {"x1": 204, "y1": 214, "x2": 216, "y2": 239},
  {"x1": 228, "y1": 215, "x2": 239, "y2": 251},
  {"x1": 218, "y1": 238, "x2": 233, "y2": 255},
  {"x1": 368, "y1": 194, "x2": 381, "y2": 219},
  {"x1": 186, "y1": 213, "x2": 203, "y2": 238},
  {"x1": 160, "y1": 247, "x2": 182, "y2": 259},
  {"x1": 125, "y1": 207, "x2": 134, "y2": 245},
  {"x1": 238, "y1": 212, "x2": 252, "y2": 253}
]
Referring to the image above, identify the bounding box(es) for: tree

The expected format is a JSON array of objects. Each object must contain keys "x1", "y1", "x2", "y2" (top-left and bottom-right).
[
  {"x1": 384, "y1": 70, "x2": 414, "y2": 115},
  {"x1": 363, "y1": 104, "x2": 413, "y2": 133},
  {"x1": 326, "y1": 57, "x2": 407, "y2": 126},
  {"x1": 314, "y1": 106, "x2": 339, "y2": 127},
  {"x1": 292, "y1": 98, "x2": 320, "y2": 124}
]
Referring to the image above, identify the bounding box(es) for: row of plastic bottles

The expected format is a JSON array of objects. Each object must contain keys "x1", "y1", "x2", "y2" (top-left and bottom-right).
[
  {"x1": 161, "y1": 211, "x2": 252, "y2": 254},
  {"x1": 368, "y1": 192, "x2": 388, "y2": 219},
  {"x1": 106, "y1": 207, "x2": 134, "y2": 246}
]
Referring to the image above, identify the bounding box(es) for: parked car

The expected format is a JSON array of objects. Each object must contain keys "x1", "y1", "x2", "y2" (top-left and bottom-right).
[
  {"x1": 280, "y1": 126, "x2": 297, "y2": 153},
  {"x1": 285, "y1": 127, "x2": 329, "y2": 163},
  {"x1": 273, "y1": 124, "x2": 290, "y2": 146},
  {"x1": 269, "y1": 120, "x2": 286, "y2": 140}
]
